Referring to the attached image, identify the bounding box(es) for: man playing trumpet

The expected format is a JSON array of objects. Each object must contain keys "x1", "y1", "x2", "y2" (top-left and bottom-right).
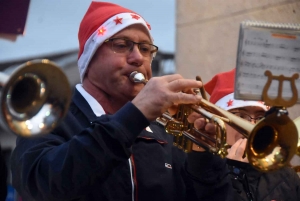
[
  {"x1": 188, "y1": 69, "x2": 300, "y2": 201},
  {"x1": 10, "y1": 2, "x2": 231, "y2": 201}
]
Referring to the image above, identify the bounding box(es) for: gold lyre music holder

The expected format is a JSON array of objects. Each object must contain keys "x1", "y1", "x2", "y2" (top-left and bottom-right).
[
  {"x1": 262, "y1": 70, "x2": 299, "y2": 107},
  {"x1": 233, "y1": 20, "x2": 300, "y2": 171}
]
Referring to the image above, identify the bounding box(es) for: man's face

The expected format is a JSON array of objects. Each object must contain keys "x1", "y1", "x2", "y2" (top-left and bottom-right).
[
  {"x1": 84, "y1": 24, "x2": 153, "y2": 103},
  {"x1": 226, "y1": 106, "x2": 265, "y2": 146}
]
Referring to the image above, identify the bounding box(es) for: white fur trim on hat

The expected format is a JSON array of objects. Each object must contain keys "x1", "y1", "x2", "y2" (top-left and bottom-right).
[
  {"x1": 78, "y1": 12, "x2": 151, "y2": 82},
  {"x1": 215, "y1": 93, "x2": 268, "y2": 111}
]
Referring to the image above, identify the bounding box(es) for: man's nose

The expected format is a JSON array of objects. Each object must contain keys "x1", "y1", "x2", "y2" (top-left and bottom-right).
[
  {"x1": 127, "y1": 45, "x2": 143, "y2": 66},
  {"x1": 129, "y1": 45, "x2": 144, "y2": 59},
  {"x1": 250, "y1": 119, "x2": 256, "y2": 124}
]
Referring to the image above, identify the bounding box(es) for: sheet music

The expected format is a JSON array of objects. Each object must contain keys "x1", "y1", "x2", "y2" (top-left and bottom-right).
[{"x1": 235, "y1": 21, "x2": 300, "y2": 103}]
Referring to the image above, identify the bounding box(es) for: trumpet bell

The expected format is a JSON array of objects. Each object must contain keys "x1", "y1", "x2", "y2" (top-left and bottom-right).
[
  {"x1": 0, "y1": 59, "x2": 71, "y2": 137},
  {"x1": 294, "y1": 116, "x2": 300, "y2": 156},
  {"x1": 247, "y1": 110, "x2": 298, "y2": 172}
]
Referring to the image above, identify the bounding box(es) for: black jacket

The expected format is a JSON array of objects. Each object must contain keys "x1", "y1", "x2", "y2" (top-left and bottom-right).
[
  {"x1": 10, "y1": 88, "x2": 231, "y2": 201},
  {"x1": 186, "y1": 151, "x2": 300, "y2": 201},
  {"x1": 0, "y1": 146, "x2": 7, "y2": 201},
  {"x1": 227, "y1": 159, "x2": 300, "y2": 201}
]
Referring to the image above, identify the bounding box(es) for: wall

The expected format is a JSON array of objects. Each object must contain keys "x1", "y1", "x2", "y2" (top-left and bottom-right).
[{"x1": 176, "y1": 0, "x2": 300, "y2": 119}]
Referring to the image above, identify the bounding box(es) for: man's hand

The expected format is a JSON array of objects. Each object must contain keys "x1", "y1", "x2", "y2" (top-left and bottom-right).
[
  {"x1": 226, "y1": 138, "x2": 249, "y2": 163},
  {"x1": 187, "y1": 112, "x2": 217, "y2": 152},
  {"x1": 132, "y1": 74, "x2": 202, "y2": 121}
]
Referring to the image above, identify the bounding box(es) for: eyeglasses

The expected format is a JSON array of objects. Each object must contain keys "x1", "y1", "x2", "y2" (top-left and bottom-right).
[
  {"x1": 104, "y1": 38, "x2": 158, "y2": 57},
  {"x1": 231, "y1": 112, "x2": 264, "y2": 123}
]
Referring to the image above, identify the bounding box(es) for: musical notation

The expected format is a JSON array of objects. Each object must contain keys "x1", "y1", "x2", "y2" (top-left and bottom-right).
[
  {"x1": 241, "y1": 51, "x2": 300, "y2": 63},
  {"x1": 235, "y1": 20, "x2": 300, "y2": 102},
  {"x1": 240, "y1": 61, "x2": 300, "y2": 73},
  {"x1": 244, "y1": 40, "x2": 300, "y2": 52}
]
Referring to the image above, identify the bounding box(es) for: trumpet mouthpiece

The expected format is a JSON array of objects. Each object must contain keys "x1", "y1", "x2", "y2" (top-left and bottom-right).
[{"x1": 129, "y1": 71, "x2": 148, "y2": 84}]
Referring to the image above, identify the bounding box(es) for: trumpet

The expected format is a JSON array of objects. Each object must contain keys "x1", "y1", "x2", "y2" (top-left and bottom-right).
[
  {"x1": 130, "y1": 71, "x2": 298, "y2": 172},
  {"x1": 294, "y1": 116, "x2": 300, "y2": 156},
  {"x1": 0, "y1": 59, "x2": 71, "y2": 137}
]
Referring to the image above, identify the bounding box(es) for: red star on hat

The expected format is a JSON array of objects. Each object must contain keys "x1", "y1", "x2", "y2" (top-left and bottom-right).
[
  {"x1": 146, "y1": 22, "x2": 151, "y2": 30},
  {"x1": 113, "y1": 16, "x2": 123, "y2": 25},
  {"x1": 131, "y1": 14, "x2": 140, "y2": 20},
  {"x1": 204, "y1": 69, "x2": 269, "y2": 111},
  {"x1": 97, "y1": 27, "x2": 106, "y2": 36},
  {"x1": 77, "y1": 2, "x2": 154, "y2": 83},
  {"x1": 227, "y1": 99, "x2": 234, "y2": 107}
]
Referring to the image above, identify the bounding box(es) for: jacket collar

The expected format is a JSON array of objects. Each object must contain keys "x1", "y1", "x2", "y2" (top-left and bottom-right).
[
  {"x1": 72, "y1": 88, "x2": 99, "y2": 122},
  {"x1": 138, "y1": 122, "x2": 169, "y2": 144},
  {"x1": 73, "y1": 88, "x2": 169, "y2": 144},
  {"x1": 227, "y1": 158, "x2": 263, "y2": 181}
]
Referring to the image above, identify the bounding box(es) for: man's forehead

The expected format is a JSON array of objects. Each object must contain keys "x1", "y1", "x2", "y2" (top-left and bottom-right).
[
  {"x1": 231, "y1": 106, "x2": 265, "y2": 113},
  {"x1": 112, "y1": 24, "x2": 151, "y2": 41}
]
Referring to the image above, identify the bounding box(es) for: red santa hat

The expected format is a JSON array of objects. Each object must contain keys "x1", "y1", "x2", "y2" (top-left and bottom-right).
[
  {"x1": 204, "y1": 68, "x2": 268, "y2": 111},
  {"x1": 77, "y1": 1, "x2": 153, "y2": 82}
]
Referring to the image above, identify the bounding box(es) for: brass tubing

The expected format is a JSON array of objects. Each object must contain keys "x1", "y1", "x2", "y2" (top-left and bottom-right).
[{"x1": 129, "y1": 71, "x2": 298, "y2": 172}]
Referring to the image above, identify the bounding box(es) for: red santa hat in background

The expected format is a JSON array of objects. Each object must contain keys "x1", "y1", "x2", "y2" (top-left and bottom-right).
[
  {"x1": 77, "y1": 1, "x2": 153, "y2": 82},
  {"x1": 204, "y1": 68, "x2": 268, "y2": 111}
]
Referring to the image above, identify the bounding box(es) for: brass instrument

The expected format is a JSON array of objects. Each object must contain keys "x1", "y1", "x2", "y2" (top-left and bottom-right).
[
  {"x1": 0, "y1": 59, "x2": 71, "y2": 137},
  {"x1": 156, "y1": 104, "x2": 229, "y2": 158},
  {"x1": 294, "y1": 116, "x2": 300, "y2": 156},
  {"x1": 290, "y1": 116, "x2": 300, "y2": 173},
  {"x1": 130, "y1": 71, "x2": 298, "y2": 172}
]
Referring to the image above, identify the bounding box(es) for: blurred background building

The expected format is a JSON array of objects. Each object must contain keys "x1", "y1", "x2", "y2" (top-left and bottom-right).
[
  {"x1": 176, "y1": 0, "x2": 300, "y2": 119},
  {"x1": 0, "y1": 0, "x2": 299, "y2": 200}
]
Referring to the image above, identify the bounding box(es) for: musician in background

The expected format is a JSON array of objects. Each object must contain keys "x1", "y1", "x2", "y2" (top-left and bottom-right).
[
  {"x1": 0, "y1": 145, "x2": 7, "y2": 201},
  {"x1": 190, "y1": 68, "x2": 300, "y2": 201},
  {"x1": 10, "y1": 1, "x2": 231, "y2": 201}
]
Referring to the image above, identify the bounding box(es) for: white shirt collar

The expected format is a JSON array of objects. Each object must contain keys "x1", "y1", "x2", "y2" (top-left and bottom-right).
[{"x1": 76, "y1": 84, "x2": 106, "y2": 117}]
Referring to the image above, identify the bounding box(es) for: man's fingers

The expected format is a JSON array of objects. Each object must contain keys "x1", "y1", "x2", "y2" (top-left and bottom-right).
[
  {"x1": 168, "y1": 105, "x2": 178, "y2": 116},
  {"x1": 235, "y1": 139, "x2": 246, "y2": 157},
  {"x1": 204, "y1": 123, "x2": 216, "y2": 134},
  {"x1": 226, "y1": 138, "x2": 247, "y2": 161},
  {"x1": 168, "y1": 78, "x2": 202, "y2": 93},
  {"x1": 133, "y1": 74, "x2": 203, "y2": 121},
  {"x1": 193, "y1": 118, "x2": 206, "y2": 130},
  {"x1": 172, "y1": 91, "x2": 202, "y2": 105},
  {"x1": 240, "y1": 138, "x2": 247, "y2": 149},
  {"x1": 230, "y1": 138, "x2": 243, "y2": 151},
  {"x1": 187, "y1": 112, "x2": 204, "y2": 123}
]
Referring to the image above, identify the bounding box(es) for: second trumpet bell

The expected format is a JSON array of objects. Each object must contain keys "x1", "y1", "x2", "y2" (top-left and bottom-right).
[{"x1": 0, "y1": 59, "x2": 71, "y2": 137}]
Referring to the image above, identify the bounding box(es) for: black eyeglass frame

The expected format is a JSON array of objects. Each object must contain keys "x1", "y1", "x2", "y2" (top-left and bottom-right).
[
  {"x1": 104, "y1": 38, "x2": 159, "y2": 57},
  {"x1": 230, "y1": 111, "x2": 264, "y2": 124}
]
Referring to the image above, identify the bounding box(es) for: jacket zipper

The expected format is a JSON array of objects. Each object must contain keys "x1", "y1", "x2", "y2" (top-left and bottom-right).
[{"x1": 129, "y1": 155, "x2": 138, "y2": 201}]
